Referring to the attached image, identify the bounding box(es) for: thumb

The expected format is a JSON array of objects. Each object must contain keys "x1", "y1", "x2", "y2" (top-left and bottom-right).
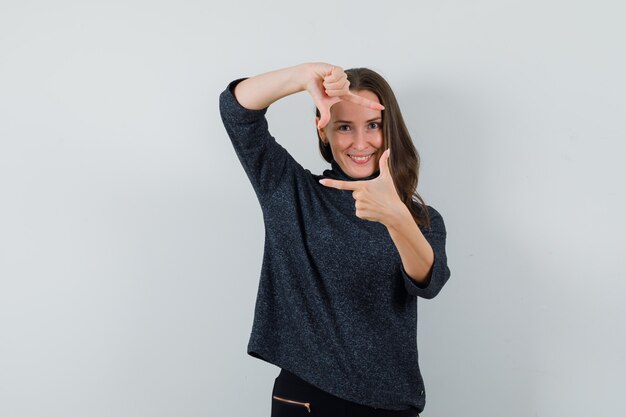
[
  {"x1": 318, "y1": 106, "x2": 331, "y2": 129},
  {"x1": 317, "y1": 97, "x2": 341, "y2": 129},
  {"x1": 378, "y1": 148, "x2": 391, "y2": 176}
]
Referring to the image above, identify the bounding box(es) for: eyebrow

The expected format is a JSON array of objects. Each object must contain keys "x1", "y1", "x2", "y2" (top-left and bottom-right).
[{"x1": 334, "y1": 117, "x2": 382, "y2": 124}]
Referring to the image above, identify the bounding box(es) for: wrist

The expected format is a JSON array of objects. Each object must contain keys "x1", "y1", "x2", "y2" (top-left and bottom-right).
[
  {"x1": 301, "y1": 62, "x2": 334, "y2": 92},
  {"x1": 296, "y1": 63, "x2": 318, "y2": 92},
  {"x1": 384, "y1": 202, "x2": 413, "y2": 231},
  {"x1": 289, "y1": 63, "x2": 305, "y2": 92}
]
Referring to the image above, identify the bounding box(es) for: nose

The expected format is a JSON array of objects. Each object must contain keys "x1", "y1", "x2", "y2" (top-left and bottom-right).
[{"x1": 352, "y1": 128, "x2": 370, "y2": 149}]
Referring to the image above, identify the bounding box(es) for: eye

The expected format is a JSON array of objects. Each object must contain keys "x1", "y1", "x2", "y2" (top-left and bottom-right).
[
  {"x1": 368, "y1": 122, "x2": 381, "y2": 129},
  {"x1": 338, "y1": 124, "x2": 351, "y2": 131}
]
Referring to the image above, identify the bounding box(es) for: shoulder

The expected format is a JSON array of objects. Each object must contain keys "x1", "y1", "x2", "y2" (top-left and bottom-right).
[
  {"x1": 425, "y1": 204, "x2": 444, "y2": 221},
  {"x1": 413, "y1": 202, "x2": 447, "y2": 234}
]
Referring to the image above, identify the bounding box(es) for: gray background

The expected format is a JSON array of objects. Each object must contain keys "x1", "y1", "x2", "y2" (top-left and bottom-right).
[{"x1": 1, "y1": 1, "x2": 625, "y2": 416}]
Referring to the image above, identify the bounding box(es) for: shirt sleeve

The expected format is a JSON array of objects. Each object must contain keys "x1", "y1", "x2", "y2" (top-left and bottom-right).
[
  {"x1": 219, "y1": 77, "x2": 298, "y2": 205},
  {"x1": 401, "y1": 205, "x2": 452, "y2": 299}
]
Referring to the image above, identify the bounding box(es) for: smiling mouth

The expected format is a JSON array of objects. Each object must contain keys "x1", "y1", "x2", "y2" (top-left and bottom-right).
[{"x1": 348, "y1": 153, "x2": 374, "y2": 164}]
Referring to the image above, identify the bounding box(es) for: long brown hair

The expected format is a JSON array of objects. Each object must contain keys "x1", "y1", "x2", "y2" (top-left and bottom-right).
[{"x1": 315, "y1": 67, "x2": 431, "y2": 229}]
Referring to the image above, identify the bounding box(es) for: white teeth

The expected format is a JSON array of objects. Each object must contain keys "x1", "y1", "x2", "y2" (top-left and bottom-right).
[{"x1": 349, "y1": 153, "x2": 373, "y2": 161}]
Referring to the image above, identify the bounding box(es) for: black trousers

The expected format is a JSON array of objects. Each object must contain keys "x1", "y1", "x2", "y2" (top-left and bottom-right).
[{"x1": 271, "y1": 368, "x2": 420, "y2": 417}]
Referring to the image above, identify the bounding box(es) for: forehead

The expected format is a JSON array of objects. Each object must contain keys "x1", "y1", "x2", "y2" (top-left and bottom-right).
[{"x1": 331, "y1": 90, "x2": 382, "y2": 121}]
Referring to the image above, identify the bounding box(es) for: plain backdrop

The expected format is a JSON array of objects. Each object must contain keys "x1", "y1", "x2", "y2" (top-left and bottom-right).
[{"x1": 1, "y1": 1, "x2": 625, "y2": 416}]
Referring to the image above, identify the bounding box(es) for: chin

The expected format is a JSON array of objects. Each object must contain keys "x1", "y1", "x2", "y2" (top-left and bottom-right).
[
  {"x1": 347, "y1": 166, "x2": 377, "y2": 179},
  {"x1": 342, "y1": 157, "x2": 378, "y2": 178}
]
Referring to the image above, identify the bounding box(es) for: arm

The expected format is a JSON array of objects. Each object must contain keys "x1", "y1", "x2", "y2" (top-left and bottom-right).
[
  {"x1": 386, "y1": 205, "x2": 451, "y2": 299},
  {"x1": 218, "y1": 63, "x2": 345, "y2": 205},
  {"x1": 232, "y1": 63, "x2": 312, "y2": 110},
  {"x1": 219, "y1": 76, "x2": 294, "y2": 204},
  {"x1": 219, "y1": 63, "x2": 387, "y2": 205},
  {"x1": 386, "y1": 205, "x2": 434, "y2": 286}
]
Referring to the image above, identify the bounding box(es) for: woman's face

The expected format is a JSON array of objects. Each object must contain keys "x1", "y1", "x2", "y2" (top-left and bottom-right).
[{"x1": 317, "y1": 89, "x2": 385, "y2": 179}]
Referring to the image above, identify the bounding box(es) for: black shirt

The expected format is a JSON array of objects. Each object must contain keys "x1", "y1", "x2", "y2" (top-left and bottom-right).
[{"x1": 219, "y1": 77, "x2": 451, "y2": 413}]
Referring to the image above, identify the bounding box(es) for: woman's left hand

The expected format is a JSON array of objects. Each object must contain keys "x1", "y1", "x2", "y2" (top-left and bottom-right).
[{"x1": 318, "y1": 149, "x2": 407, "y2": 227}]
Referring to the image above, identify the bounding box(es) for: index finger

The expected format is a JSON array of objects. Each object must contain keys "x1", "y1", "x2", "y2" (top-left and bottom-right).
[
  {"x1": 319, "y1": 178, "x2": 363, "y2": 190},
  {"x1": 344, "y1": 91, "x2": 385, "y2": 111}
]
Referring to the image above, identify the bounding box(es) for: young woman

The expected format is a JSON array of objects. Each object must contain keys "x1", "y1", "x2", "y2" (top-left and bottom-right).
[{"x1": 219, "y1": 62, "x2": 451, "y2": 417}]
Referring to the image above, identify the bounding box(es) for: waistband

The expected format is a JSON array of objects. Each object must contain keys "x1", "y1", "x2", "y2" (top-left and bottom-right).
[{"x1": 276, "y1": 368, "x2": 419, "y2": 416}]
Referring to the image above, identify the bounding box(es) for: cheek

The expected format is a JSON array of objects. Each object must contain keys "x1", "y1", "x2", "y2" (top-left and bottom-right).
[
  {"x1": 331, "y1": 136, "x2": 351, "y2": 151},
  {"x1": 375, "y1": 133, "x2": 384, "y2": 148}
]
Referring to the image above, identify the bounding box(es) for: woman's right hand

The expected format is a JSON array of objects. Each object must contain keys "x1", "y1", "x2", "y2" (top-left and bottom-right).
[{"x1": 304, "y1": 63, "x2": 385, "y2": 129}]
